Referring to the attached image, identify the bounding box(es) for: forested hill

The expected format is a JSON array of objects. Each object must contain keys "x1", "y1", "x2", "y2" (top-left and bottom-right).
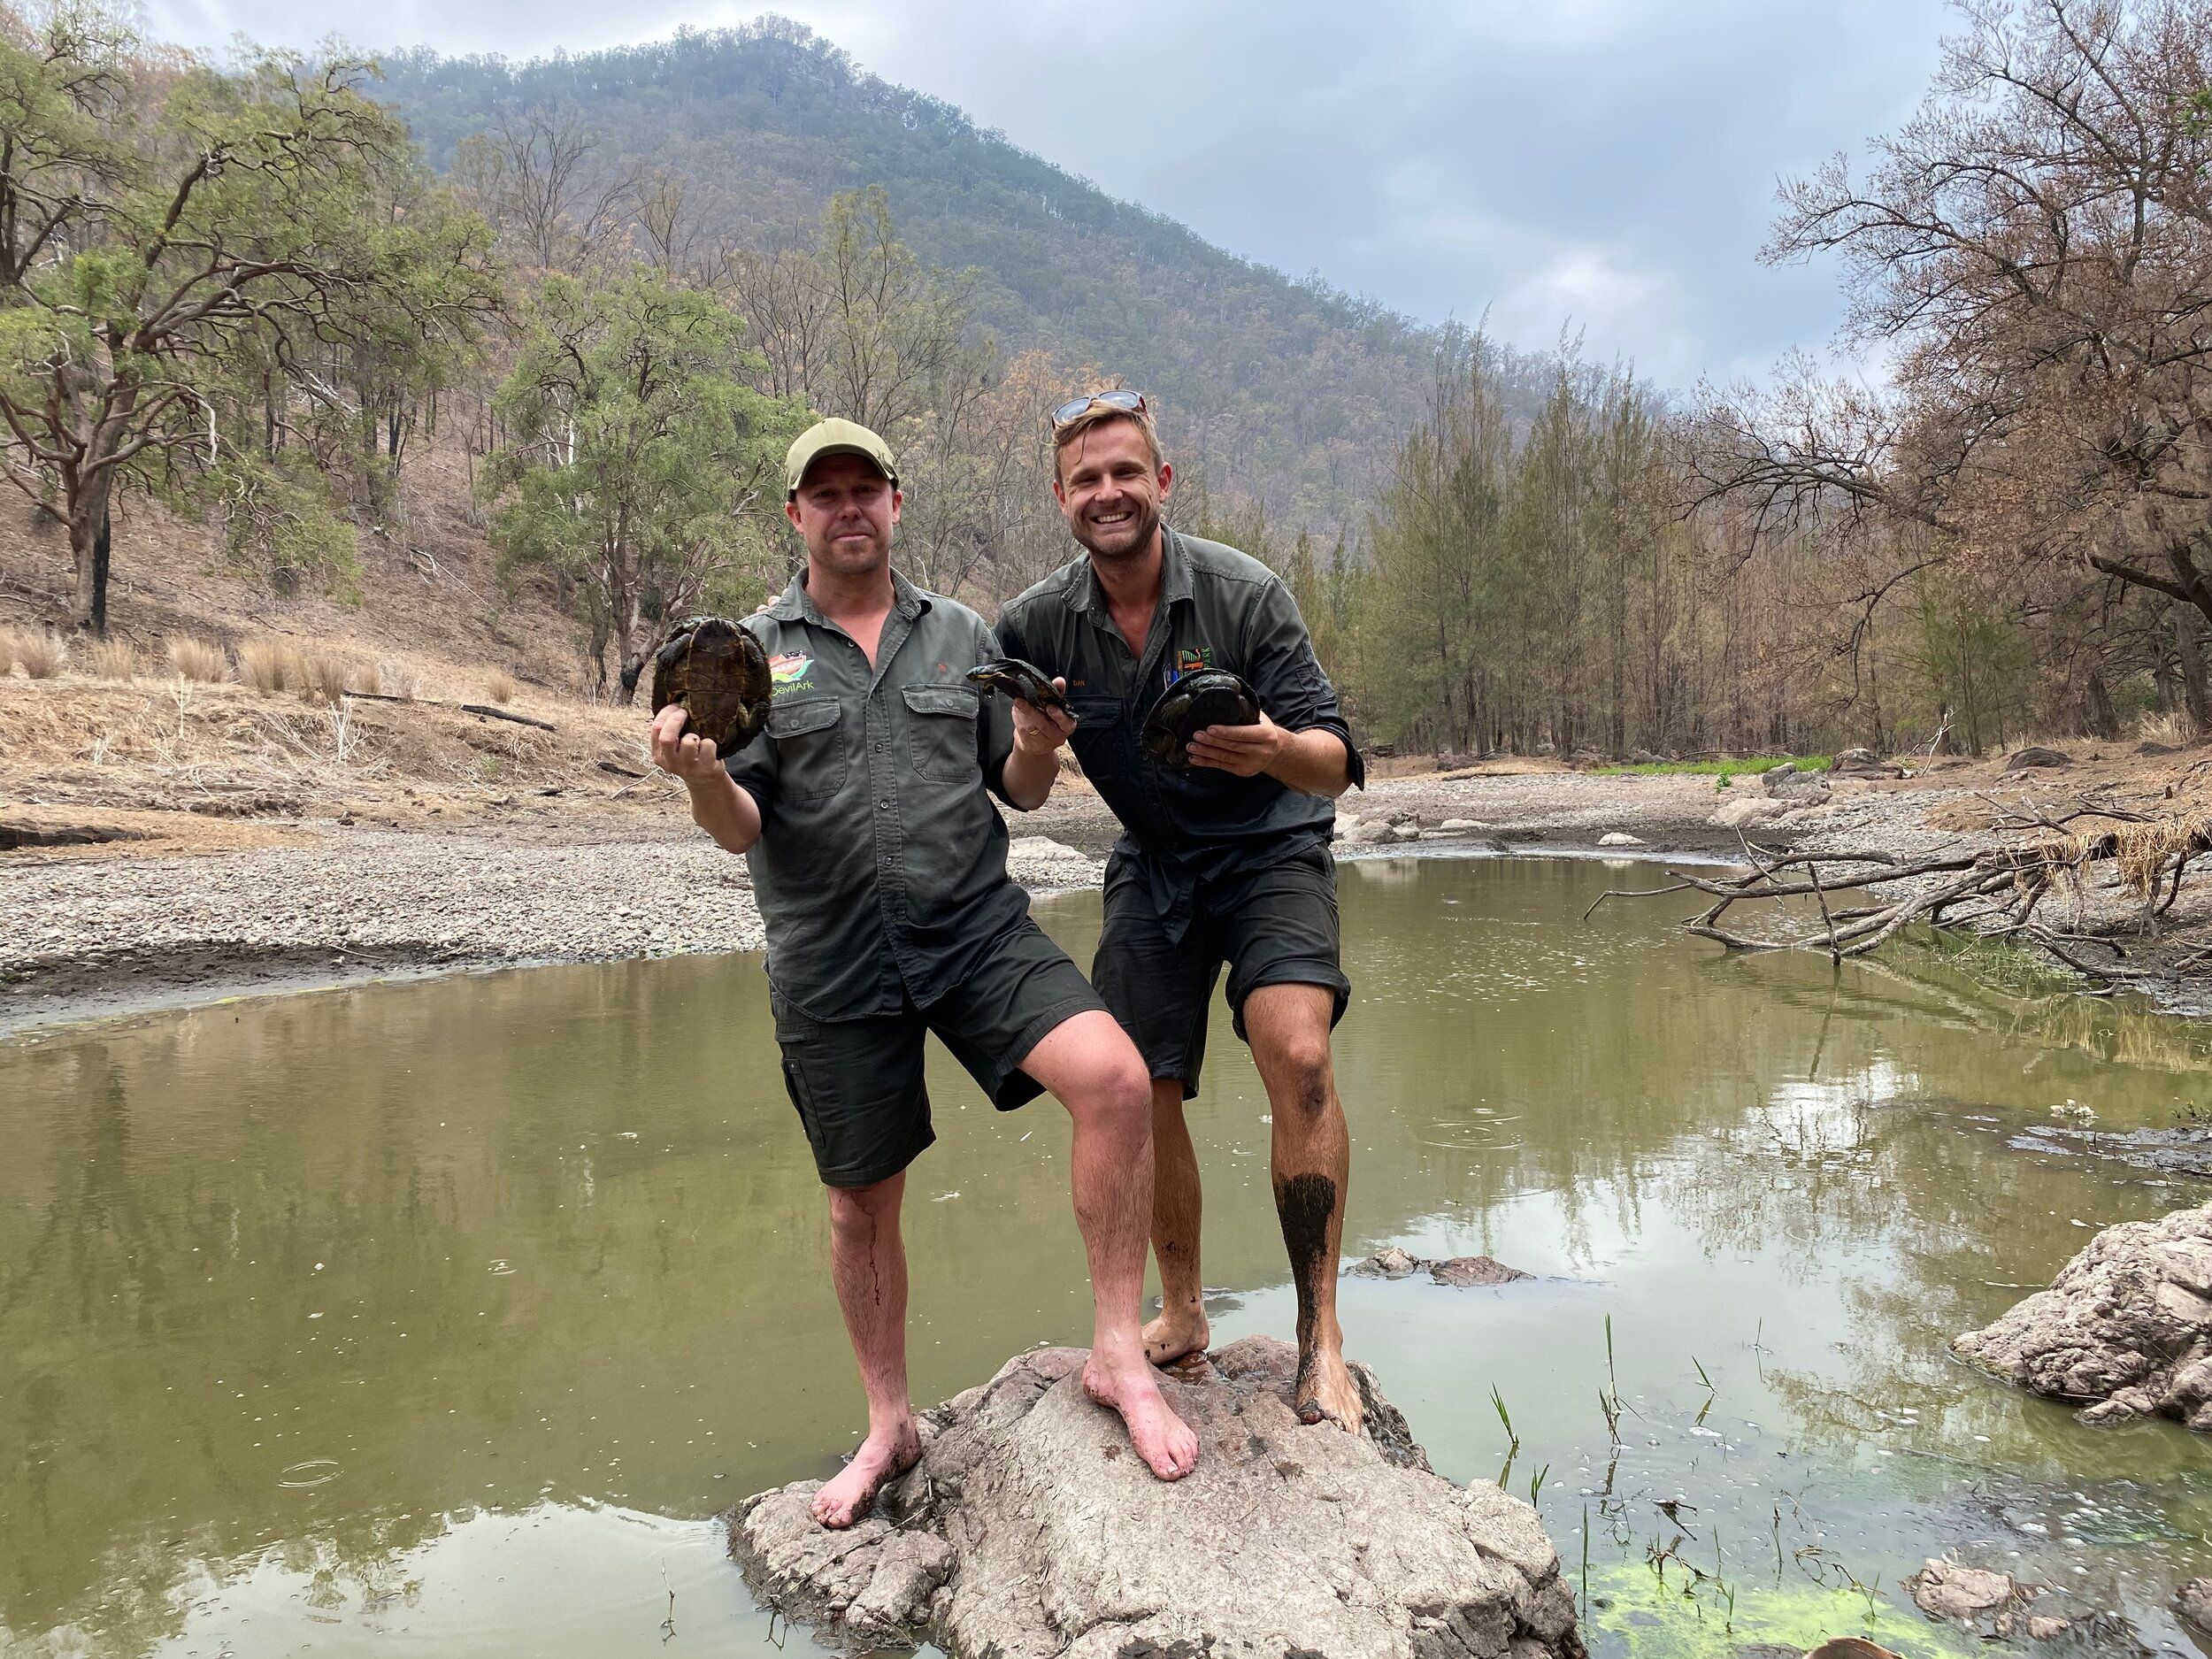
[{"x1": 371, "y1": 19, "x2": 1472, "y2": 531}]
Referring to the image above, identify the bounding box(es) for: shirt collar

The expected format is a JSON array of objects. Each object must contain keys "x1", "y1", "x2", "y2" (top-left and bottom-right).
[
  {"x1": 764, "y1": 565, "x2": 930, "y2": 625},
  {"x1": 1068, "y1": 524, "x2": 1189, "y2": 616}
]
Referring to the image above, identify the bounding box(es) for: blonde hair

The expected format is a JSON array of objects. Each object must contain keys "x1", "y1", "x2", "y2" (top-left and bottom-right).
[{"x1": 1052, "y1": 401, "x2": 1164, "y2": 480}]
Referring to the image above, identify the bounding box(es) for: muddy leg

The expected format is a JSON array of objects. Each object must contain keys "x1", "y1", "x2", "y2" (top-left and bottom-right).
[{"x1": 1243, "y1": 982, "x2": 1361, "y2": 1433}]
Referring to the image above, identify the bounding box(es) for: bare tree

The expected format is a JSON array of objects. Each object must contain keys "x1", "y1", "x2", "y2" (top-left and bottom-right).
[{"x1": 451, "y1": 106, "x2": 634, "y2": 272}]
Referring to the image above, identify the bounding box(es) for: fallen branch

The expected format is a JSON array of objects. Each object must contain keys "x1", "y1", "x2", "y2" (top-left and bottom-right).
[{"x1": 339, "y1": 689, "x2": 557, "y2": 733}]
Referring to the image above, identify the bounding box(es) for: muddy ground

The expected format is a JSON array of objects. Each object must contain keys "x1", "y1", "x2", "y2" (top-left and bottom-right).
[{"x1": 5, "y1": 668, "x2": 2210, "y2": 1034}]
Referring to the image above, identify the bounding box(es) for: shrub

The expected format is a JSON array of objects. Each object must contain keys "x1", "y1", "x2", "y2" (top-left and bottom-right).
[
  {"x1": 166, "y1": 635, "x2": 230, "y2": 683},
  {"x1": 238, "y1": 637, "x2": 307, "y2": 694},
  {"x1": 2, "y1": 626, "x2": 66, "y2": 678},
  {"x1": 374, "y1": 659, "x2": 420, "y2": 698},
  {"x1": 485, "y1": 670, "x2": 518, "y2": 705},
  {"x1": 299, "y1": 649, "x2": 361, "y2": 705},
  {"x1": 83, "y1": 637, "x2": 138, "y2": 680},
  {"x1": 2139, "y1": 709, "x2": 2194, "y2": 748}
]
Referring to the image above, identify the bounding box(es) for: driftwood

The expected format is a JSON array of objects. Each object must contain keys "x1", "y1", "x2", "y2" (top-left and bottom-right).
[
  {"x1": 340, "y1": 689, "x2": 557, "y2": 733},
  {"x1": 1587, "y1": 798, "x2": 2212, "y2": 986}
]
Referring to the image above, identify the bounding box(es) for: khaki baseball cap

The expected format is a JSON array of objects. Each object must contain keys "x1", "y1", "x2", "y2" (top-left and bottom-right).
[{"x1": 784, "y1": 418, "x2": 898, "y2": 496}]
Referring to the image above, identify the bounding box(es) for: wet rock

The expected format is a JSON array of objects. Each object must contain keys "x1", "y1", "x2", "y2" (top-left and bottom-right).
[
  {"x1": 2022, "y1": 1614, "x2": 2070, "y2": 1640},
  {"x1": 1596, "y1": 832, "x2": 1643, "y2": 847},
  {"x1": 1349, "y1": 1245, "x2": 1424, "y2": 1279},
  {"x1": 1391, "y1": 824, "x2": 1424, "y2": 841},
  {"x1": 1804, "y1": 1641, "x2": 1903, "y2": 1659},
  {"x1": 727, "y1": 1336, "x2": 1583, "y2": 1658},
  {"x1": 1438, "y1": 818, "x2": 1491, "y2": 833},
  {"x1": 1907, "y1": 1559, "x2": 2029, "y2": 1625},
  {"x1": 1954, "y1": 1202, "x2": 2212, "y2": 1429},
  {"x1": 1495, "y1": 826, "x2": 1544, "y2": 843},
  {"x1": 2003, "y1": 745, "x2": 2072, "y2": 771},
  {"x1": 1430, "y1": 1256, "x2": 1534, "y2": 1288},
  {"x1": 2175, "y1": 1574, "x2": 2212, "y2": 1633}
]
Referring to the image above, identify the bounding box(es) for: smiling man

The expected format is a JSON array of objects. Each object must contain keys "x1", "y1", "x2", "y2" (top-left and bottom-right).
[
  {"x1": 649, "y1": 418, "x2": 1197, "y2": 1526},
  {"x1": 993, "y1": 392, "x2": 1368, "y2": 1432}
]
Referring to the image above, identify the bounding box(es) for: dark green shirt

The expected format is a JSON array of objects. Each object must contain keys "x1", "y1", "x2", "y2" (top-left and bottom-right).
[
  {"x1": 725, "y1": 568, "x2": 1030, "y2": 1020},
  {"x1": 994, "y1": 527, "x2": 1363, "y2": 935}
]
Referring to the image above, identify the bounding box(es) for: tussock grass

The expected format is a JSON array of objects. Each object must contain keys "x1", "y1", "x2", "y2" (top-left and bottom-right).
[
  {"x1": 238, "y1": 637, "x2": 307, "y2": 694},
  {"x1": 2138, "y1": 709, "x2": 2196, "y2": 747},
  {"x1": 484, "y1": 670, "x2": 518, "y2": 705},
  {"x1": 299, "y1": 649, "x2": 360, "y2": 705},
  {"x1": 2, "y1": 625, "x2": 67, "y2": 678},
  {"x1": 82, "y1": 637, "x2": 139, "y2": 680},
  {"x1": 165, "y1": 635, "x2": 230, "y2": 683}
]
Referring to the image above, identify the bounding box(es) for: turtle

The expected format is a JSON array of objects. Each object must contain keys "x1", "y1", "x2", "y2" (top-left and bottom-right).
[
  {"x1": 964, "y1": 657, "x2": 1071, "y2": 717},
  {"x1": 1141, "y1": 669, "x2": 1260, "y2": 771},
  {"x1": 651, "y1": 616, "x2": 772, "y2": 757}
]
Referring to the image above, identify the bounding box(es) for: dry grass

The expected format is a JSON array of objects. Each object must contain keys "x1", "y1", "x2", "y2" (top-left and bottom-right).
[
  {"x1": 299, "y1": 649, "x2": 362, "y2": 705},
  {"x1": 2138, "y1": 709, "x2": 2195, "y2": 747},
  {"x1": 165, "y1": 634, "x2": 230, "y2": 683},
  {"x1": 238, "y1": 636, "x2": 307, "y2": 694},
  {"x1": 374, "y1": 658, "x2": 421, "y2": 699},
  {"x1": 82, "y1": 637, "x2": 139, "y2": 680},
  {"x1": 2, "y1": 625, "x2": 66, "y2": 678},
  {"x1": 485, "y1": 669, "x2": 518, "y2": 705}
]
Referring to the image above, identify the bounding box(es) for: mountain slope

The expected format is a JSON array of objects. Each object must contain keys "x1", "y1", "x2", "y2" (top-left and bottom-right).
[{"x1": 372, "y1": 19, "x2": 1491, "y2": 532}]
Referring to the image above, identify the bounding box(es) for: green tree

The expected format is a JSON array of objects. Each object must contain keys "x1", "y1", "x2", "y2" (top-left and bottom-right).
[
  {"x1": 484, "y1": 272, "x2": 804, "y2": 700},
  {"x1": 0, "y1": 6, "x2": 493, "y2": 631}
]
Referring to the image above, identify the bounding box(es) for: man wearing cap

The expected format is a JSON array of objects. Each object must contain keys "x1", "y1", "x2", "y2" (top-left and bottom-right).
[
  {"x1": 649, "y1": 418, "x2": 1198, "y2": 1525},
  {"x1": 993, "y1": 392, "x2": 1369, "y2": 1433}
]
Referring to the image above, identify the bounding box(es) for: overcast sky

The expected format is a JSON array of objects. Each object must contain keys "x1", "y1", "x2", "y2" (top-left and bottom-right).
[{"x1": 145, "y1": 0, "x2": 1955, "y2": 391}]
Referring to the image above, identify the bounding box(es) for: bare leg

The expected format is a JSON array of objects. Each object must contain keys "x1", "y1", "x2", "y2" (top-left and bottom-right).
[
  {"x1": 1243, "y1": 983, "x2": 1362, "y2": 1434},
  {"x1": 1142, "y1": 1077, "x2": 1210, "y2": 1363},
  {"x1": 811, "y1": 1172, "x2": 923, "y2": 1527},
  {"x1": 1021, "y1": 1010, "x2": 1200, "y2": 1480}
]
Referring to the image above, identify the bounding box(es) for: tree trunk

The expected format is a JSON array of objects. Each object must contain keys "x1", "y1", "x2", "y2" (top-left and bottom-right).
[
  {"x1": 2178, "y1": 609, "x2": 2212, "y2": 738},
  {"x1": 71, "y1": 491, "x2": 112, "y2": 635},
  {"x1": 2081, "y1": 667, "x2": 2120, "y2": 740}
]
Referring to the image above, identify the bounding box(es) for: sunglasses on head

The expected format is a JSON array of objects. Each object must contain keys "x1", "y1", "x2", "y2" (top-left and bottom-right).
[{"x1": 1051, "y1": 389, "x2": 1148, "y2": 428}]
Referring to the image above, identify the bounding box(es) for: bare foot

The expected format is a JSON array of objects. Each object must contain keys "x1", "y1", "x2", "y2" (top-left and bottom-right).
[
  {"x1": 810, "y1": 1419, "x2": 922, "y2": 1529},
  {"x1": 1084, "y1": 1351, "x2": 1200, "y2": 1480},
  {"x1": 1294, "y1": 1342, "x2": 1365, "y2": 1434},
  {"x1": 1141, "y1": 1305, "x2": 1210, "y2": 1366}
]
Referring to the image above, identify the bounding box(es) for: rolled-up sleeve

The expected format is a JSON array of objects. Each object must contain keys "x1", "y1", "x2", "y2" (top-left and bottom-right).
[
  {"x1": 976, "y1": 616, "x2": 1018, "y2": 804},
  {"x1": 1242, "y1": 578, "x2": 1365, "y2": 791}
]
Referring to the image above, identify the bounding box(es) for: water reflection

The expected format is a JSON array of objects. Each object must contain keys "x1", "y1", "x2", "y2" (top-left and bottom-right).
[{"x1": 4, "y1": 856, "x2": 2210, "y2": 1655}]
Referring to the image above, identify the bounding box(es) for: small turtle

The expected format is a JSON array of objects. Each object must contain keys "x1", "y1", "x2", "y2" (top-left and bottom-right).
[
  {"x1": 1141, "y1": 669, "x2": 1260, "y2": 771},
  {"x1": 964, "y1": 657, "x2": 1071, "y2": 716},
  {"x1": 651, "y1": 616, "x2": 772, "y2": 757}
]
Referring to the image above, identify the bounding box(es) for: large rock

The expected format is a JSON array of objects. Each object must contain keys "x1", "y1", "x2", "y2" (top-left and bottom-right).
[
  {"x1": 1761, "y1": 764, "x2": 1832, "y2": 805},
  {"x1": 1954, "y1": 1203, "x2": 2212, "y2": 1428},
  {"x1": 728, "y1": 1337, "x2": 1583, "y2": 1658},
  {"x1": 1710, "y1": 795, "x2": 1791, "y2": 830},
  {"x1": 2003, "y1": 745, "x2": 2071, "y2": 771},
  {"x1": 1831, "y1": 747, "x2": 1906, "y2": 778}
]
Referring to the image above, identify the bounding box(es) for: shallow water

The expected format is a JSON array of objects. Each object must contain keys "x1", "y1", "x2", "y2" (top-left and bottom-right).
[{"x1": 4, "y1": 853, "x2": 2211, "y2": 1657}]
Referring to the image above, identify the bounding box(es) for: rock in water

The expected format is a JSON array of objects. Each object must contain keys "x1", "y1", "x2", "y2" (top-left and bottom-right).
[
  {"x1": 727, "y1": 1336, "x2": 1583, "y2": 1657},
  {"x1": 1954, "y1": 1202, "x2": 2212, "y2": 1428}
]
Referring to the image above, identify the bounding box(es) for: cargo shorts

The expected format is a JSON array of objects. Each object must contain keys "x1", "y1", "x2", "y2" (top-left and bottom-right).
[
  {"x1": 770, "y1": 918, "x2": 1107, "y2": 1188},
  {"x1": 1093, "y1": 843, "x2": 1351, "y2": 1100}
]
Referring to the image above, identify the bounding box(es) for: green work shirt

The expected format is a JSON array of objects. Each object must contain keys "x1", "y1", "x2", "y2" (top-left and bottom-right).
[
  {"x1": 994, "y1": 527, "x2": 1363, "y2": 938},
  {"x1": 724, "y1": 567, "x2": 1030, "y2": 1020}
]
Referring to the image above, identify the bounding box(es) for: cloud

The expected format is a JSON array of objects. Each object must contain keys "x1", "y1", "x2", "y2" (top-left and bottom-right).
[{"x1": 142, "y1": 0, "x2": 1955, "y2": 391}]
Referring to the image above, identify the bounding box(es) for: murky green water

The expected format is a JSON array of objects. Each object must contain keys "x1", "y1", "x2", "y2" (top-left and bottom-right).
[{"x1": 5, "y1": 853, "x2": 2212, "y2": 1658}]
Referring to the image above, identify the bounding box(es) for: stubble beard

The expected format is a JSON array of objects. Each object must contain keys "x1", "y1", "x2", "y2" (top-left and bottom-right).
[{"x1": 1074, "y1": 498, "x2": 1161, "y2": 567}]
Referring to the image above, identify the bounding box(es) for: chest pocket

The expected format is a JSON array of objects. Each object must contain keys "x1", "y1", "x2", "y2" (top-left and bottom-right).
[
  {"x1": 768, "y1": 697, "x2": 846, "y2": 803},
  {"x1": 1066, "y1": 694, "x2": 1128, "y2": 785},
  {"x1": 902, "y1": 683, "x2": 980, "y2": 784}
]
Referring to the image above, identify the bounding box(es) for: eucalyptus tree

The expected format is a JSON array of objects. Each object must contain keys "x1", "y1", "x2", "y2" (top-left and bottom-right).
[
  {"x1": 0, "y1": 4, "x2": 495, "y2": 631},
  {"x1": 484, "y1": 272, "x2": 805, "y2": 699}
]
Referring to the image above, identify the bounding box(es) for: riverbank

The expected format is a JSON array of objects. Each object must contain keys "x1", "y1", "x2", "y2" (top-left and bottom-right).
[{"x1": 7, "y1": 730, "x2": 2210, "y2": 1034}]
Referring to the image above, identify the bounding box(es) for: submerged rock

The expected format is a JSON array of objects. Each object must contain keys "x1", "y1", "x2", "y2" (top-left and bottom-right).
[
  {"x1": 727, "y1": 1336, "x2": 1582, "y2": 1658},
  {"x1": 1347, "y1": 1248, "x2": 1535, "y2": 1287},
  {"x1": 2176, "y1": 1575, "x2": 2212, "y2": 1633},
  {"x1": 1953, "y1": 1202, "x2": 2212, "y2": 1429}
]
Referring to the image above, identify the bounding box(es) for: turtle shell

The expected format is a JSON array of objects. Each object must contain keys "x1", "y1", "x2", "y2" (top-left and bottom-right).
[
  {"x1": 964, "y1": 657, "x2": 1070, "y2": 715},
  {"x1": 651, "y1": 616, "x2": 772, "y2": 757},
  {"x1": 1141, "y1": 670, "x2": 1260, "y2": 771}
]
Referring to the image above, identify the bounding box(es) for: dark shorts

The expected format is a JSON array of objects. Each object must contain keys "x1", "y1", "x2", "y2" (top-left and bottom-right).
[
  {"x1": 1094, "y1": 844, "x2": 1350, "y2": 1099},
  {"x1": 771, "y1": 918, "x2": 1107, "y2": 1188}
]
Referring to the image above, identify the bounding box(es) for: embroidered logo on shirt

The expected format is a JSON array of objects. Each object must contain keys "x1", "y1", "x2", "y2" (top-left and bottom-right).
[
  {"x1": 769, "y1": 652, "x2": 815, "y2": 695},
  {"x1": 1164, "y1": 645, "x2": 1214, "y2": 689}
]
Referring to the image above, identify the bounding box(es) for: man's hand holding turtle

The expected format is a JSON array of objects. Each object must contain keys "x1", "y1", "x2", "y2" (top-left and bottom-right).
[
  {"x1": 1010, "y1": 677, "x2": 1077, "y2": 758},
  {"x1": 649, "y1": 704, "x2": 727, "y2": 786},
  {"x1": 1186, "y1": 709, "x2": 1288, "y2": 778}
]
